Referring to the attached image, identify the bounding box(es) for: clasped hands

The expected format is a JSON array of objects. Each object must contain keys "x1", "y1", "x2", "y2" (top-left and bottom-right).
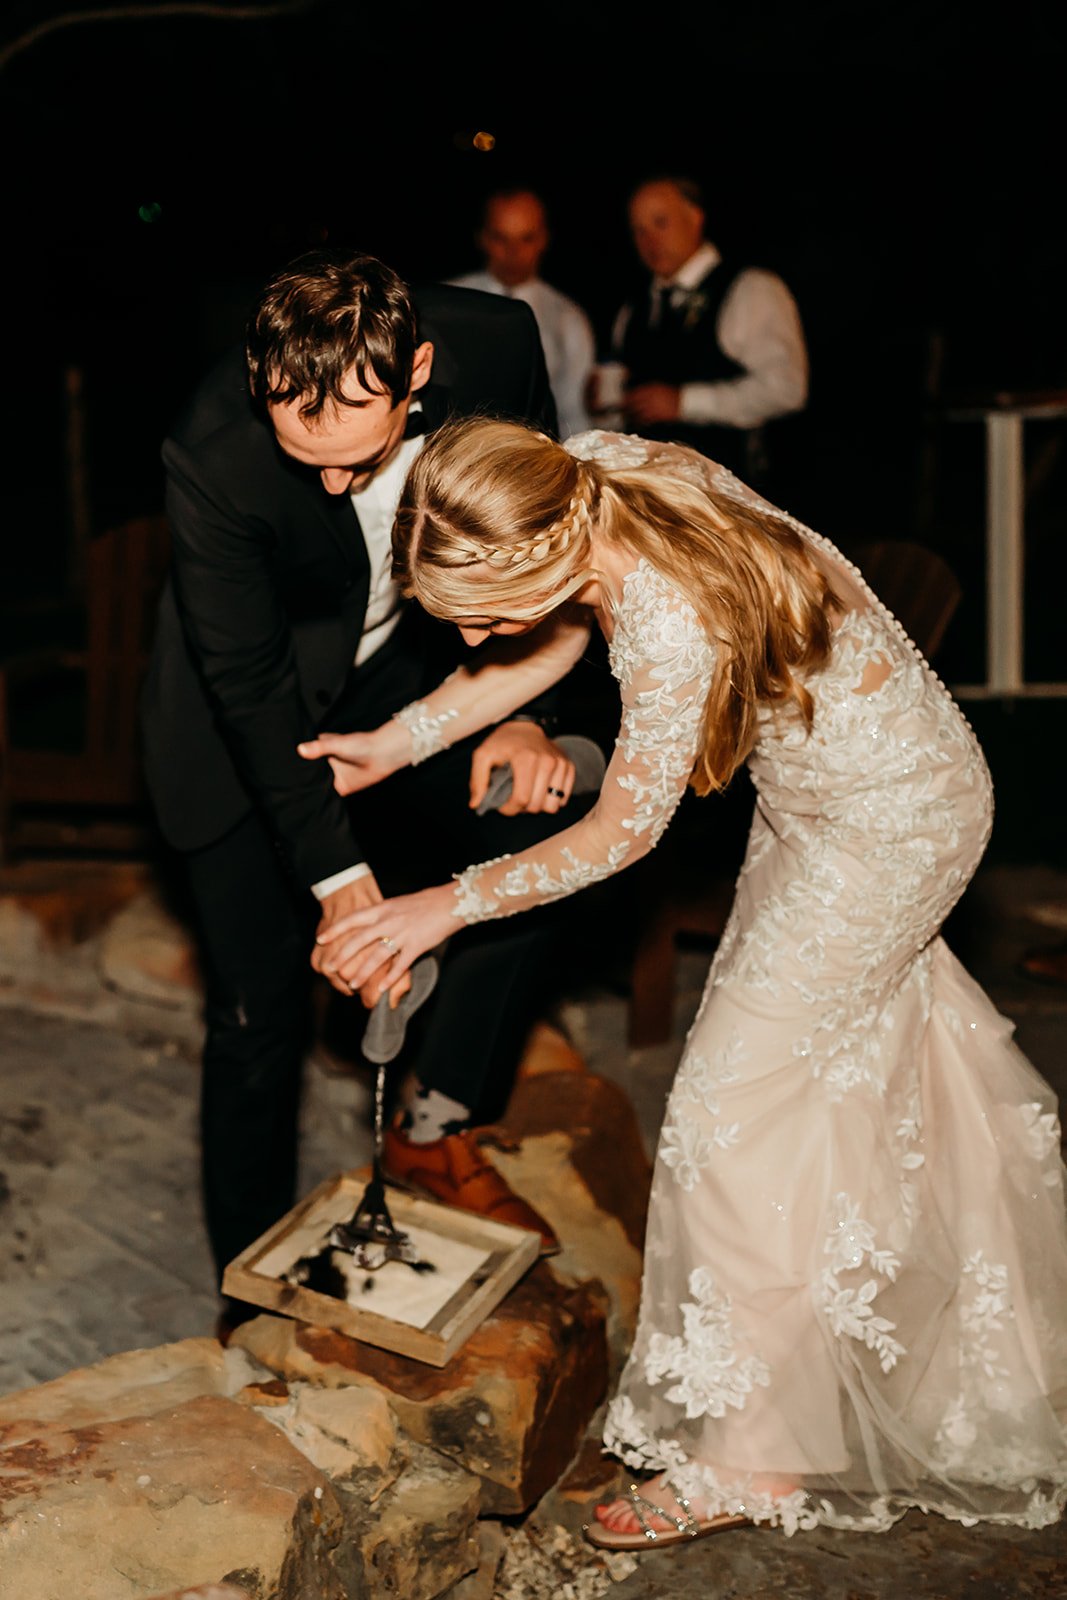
[{"x1": 299, "y1": 718, "x2": 575, "y2": 1006}]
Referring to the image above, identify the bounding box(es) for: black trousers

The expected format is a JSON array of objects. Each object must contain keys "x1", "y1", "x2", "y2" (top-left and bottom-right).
[{"x1": 184, "y1": 620, "x2": 592, "y2": 1281}]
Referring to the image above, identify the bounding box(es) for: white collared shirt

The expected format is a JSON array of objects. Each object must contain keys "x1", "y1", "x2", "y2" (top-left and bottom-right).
[
  {"x1": 613, "y1": 241, "x2": 809, "y2": 429},
  {"x1": 450, "y1": 270, "x2": 596, "y2": 438},
  {"x1": 349, "y1": 427, "x2": 424, "y2": 667},
  {"x1": 311, "y1": 418, "x2": 424, "y2": 902}
]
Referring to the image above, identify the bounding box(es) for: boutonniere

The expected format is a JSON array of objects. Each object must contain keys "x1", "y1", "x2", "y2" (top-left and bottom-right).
[{"x1": 675, "y1": 289, "x2": 708, "y2": 330}]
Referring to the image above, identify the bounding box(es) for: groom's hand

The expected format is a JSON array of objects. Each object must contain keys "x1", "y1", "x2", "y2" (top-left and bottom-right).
[
  {"x1": 470, "y1": 721, "x2": 576, "y2": 817},
  {"x1": 313, "y1": 874, "x2": 387, "y2": 997}
]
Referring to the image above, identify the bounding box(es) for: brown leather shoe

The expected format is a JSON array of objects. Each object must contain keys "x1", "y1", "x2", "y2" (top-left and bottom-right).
[{"x1": 382, "y1": 1123, "x2": 560, "y2": 1256}]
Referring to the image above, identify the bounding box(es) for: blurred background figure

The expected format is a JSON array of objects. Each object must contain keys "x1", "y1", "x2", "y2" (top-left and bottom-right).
[
  {"x1": 597, "y1": 175, "x2": 808, "y2": 492},
  {"x1": 451, "y1": 187, "x2": 596, "y2": 438}
]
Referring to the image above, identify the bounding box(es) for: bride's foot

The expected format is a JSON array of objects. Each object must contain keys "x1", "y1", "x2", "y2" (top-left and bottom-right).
[
  {"x1": 595, "y1": 1474, "x2": 704, "y2": 1536},
  {"x1": 588, "y1": 1469, "x2": 796, "y2": 1549}
]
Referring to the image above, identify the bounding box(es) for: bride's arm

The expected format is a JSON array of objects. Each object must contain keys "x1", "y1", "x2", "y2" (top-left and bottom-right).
[
  {"x1": 393, "y1": 608, "x2": 592, "y2": 765},
  {"x1": 298, "y1": 608, "x2": 592, "y2": 791},
  {"x1": 317, "y1": 576, "x2": 716, "y2": 995}
]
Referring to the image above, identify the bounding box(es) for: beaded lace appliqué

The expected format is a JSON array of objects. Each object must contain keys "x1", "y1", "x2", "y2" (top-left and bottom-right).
[
  {"x1": 450, "y1": 558, "x2": 714, "y2": 925},
  {"x1": 393, "y1": 699, "x2": 460, "y2": 765}
]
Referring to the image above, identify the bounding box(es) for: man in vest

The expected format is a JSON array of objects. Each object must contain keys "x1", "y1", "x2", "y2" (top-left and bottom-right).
[{"x1": 609, "y1": 175, "x2": 808, "y2": 486}]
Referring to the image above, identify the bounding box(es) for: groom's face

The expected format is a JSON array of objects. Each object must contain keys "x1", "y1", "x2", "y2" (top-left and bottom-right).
[{"x1": 270, "y1": 341, "x2": 434, "y2": 496}]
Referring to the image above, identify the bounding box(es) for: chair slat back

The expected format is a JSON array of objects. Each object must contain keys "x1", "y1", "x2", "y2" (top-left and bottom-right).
[
  {"x1": 853, "y1": 540, "x2": 962, "y2": 661},
  {"x1": 83, "y1": 516, "x2": 170, "y2": 780}
]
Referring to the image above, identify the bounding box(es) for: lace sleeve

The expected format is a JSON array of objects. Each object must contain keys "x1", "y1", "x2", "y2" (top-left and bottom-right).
[
  {"x1": 392, "y1": 610, "x2": 592, "y2": 765},
  {"x1": 453, "y1": 561, "x2": 715, "y2": 922}
]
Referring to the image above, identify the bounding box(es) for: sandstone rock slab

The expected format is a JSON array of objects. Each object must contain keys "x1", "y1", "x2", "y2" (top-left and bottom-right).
[
  {"x1": 0, "y1": 1392, "x2": 345, "y2": 1600},
  {"x1": 255, "y1": 1380, "x2": 399, "y2": 1485},
  {"x1": 0, "y1": 1337, "x2": 234, "y2": 1448},
  {"x1": 147, "y1": 1588, "x2": 252, "y2": 1600},
  {"x1": 337, "y1": 1437, "x2": 481, "y2": 1600}
]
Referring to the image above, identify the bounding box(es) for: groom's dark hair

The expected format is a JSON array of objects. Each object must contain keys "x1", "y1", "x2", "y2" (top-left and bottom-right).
[{"x1": 246, "y1": 248, "x2": 418, "y2": 419}]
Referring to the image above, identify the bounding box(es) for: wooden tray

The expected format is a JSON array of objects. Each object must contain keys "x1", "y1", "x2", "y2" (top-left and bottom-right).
[{"x1": 222, "y1": 1170, "x2": 540, "y2": 1367}]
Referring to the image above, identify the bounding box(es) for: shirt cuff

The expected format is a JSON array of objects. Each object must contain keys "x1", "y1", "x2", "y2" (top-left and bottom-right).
[{"x1": 311, "y1": 862, "x2": 372, "y2": 901}]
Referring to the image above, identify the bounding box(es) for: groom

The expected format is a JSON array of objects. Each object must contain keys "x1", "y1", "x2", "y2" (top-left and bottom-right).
[{"x1": 141, "y1": 247, "x2": 584, "y2": 1302}]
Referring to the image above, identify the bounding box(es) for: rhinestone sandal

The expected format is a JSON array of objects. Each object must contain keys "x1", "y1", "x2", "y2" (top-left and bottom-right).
[{"x1": 583, "y1": 1480, "x2": 750, "y2": 1551}]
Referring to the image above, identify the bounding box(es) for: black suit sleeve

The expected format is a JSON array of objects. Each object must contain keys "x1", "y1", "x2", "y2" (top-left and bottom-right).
[
  {"x1": 163, "y1": 440, "x2": 360, "y2": 888},
  {"x1": 518, "y1": 302, "x2": 559, "y2": 440}
]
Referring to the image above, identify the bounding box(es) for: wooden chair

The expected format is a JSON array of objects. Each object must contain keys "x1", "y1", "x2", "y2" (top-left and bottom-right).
[
  {"x1": 0, "y1": 515, "x2": 171, "y2": 861},
  {"x1": 849, "y1": 540, "x2": 962, "y2": 664},
  {"x1": 625, "y1": 540, "x2": 963, "y2": 1047}
]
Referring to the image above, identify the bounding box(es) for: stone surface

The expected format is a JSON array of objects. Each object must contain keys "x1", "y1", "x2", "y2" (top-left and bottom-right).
[
  {"x1": 546, "y1": 1421, "x2": 625, "y2": 1508},
  {"x1": 98, "y1": 887, "x2": 202, "y2": 1011},
  {"x1": 606, "y1": 1510, "x2": 1067, "y2": 1599},
  {"x1": 0, "y1": 1337, "x2": 482, "y2": 1600},
  {"x1": 0, "y1": 1337, "x2": 233, "y2": 1446},
  {"x1": 490, "y1": 1521, "x2": 631, "y2": 1600},
  {"x1": 486, "y1": 1128, "x2": 642, "y2": 1375},
  {"x1": 502, "y1": 1069, "x2": 651, "y2": 1254},
  {"x1": 445, "y1": 1520, "x2": 507, "y2": 1600},
  {"x1": 487, "y1": 1067, "x2": 649, "y2": 1373},
  {"x1": 337, "y1": 1437, "x2": 481, "y2": 1600},
  {"x1": 0, "y1": 1393, "x2": 346, "y2": 1600},
  {"x1": 513, "y1": 1020, "x2": 589, "y2": 1080},
  {"x1": 0, "y1": 860, "x2": 150, "y2": 952},
  {"x1": 0, "y1": 869, "x2": 204, "y2": 1041},
  {"x1": 256, "y1": 1381, "x2": 399, "y2": 1485},
  {"x1": 0, "y1": 1007, "x2": 372, "y2": 1398},
  {"x1": 232, "y1": 1258, "x2": 609, "y2": 1515},
  {"x1": 148, "y1": 1589, "x2": 252, "y2": 1600}
]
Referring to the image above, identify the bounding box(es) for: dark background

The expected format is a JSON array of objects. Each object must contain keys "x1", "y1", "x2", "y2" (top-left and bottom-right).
[{"x1": 1, "y1": 0, "x2": 1064, "y2": 759}]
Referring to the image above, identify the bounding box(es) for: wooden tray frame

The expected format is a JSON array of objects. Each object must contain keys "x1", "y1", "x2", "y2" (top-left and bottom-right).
[{"x1": 222, "y1": 1170, "x2": 540, "y2": 1367}]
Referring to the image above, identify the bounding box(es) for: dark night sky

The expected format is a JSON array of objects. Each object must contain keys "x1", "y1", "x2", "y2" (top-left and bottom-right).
[{"x1": 2, "y1": 0, "x2": 1064, "y2": 683}]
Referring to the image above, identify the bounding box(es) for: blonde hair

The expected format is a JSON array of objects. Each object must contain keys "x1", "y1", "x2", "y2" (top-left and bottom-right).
[
  {"x1": 393, "y1": 421, "x2": 599, "y2": 620},
  {"x1": 393, "y1": 419, "x2": 838, "y2": 794}
]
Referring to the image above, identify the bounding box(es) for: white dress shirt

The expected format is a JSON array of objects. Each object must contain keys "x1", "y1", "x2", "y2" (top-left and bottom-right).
[
  {"x1": 351, "y1": 429, "x2": 424, "y2": 668},
  {"x1": 310, "y1": 424, "x2": 425, "y2": 902},
  {"x1": 613, "y1": 241, "x2": 809, "y2": 429},
  {"x1": 450, "y1": 270, "x2": 596, "y2": 438}
]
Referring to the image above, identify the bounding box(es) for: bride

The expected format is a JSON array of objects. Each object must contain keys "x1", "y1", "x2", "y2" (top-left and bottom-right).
[{"x1": 304, "y1": 419, "x2": 1067, "y2": 1548}]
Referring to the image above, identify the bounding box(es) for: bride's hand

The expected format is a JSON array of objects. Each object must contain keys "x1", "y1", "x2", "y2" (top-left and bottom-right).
[
  {"x1": 297, "y1": 720, "x2": 411, "y2": 796},
  {"x1": 315, "y1": 883, "x2": 458, "y2": 1005}
]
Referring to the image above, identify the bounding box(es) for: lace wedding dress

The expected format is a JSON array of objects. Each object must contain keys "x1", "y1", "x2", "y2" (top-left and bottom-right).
[{"x1": 439, "y1": 431, "x2": 1067, "y2": 1533}]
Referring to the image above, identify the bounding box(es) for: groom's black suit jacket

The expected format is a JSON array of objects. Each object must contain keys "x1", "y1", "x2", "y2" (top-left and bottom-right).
[{"x1": 140, "y1": 284, "x2": 557, "y2": 890}]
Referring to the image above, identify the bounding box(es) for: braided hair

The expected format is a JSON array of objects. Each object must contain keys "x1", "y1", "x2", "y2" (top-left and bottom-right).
[
  {"x1": 393, "y1": 418, "x2": 838, "y2": 795},
  {"x1": 392, "y1": 420, "x2": 599, "y2": 619}
]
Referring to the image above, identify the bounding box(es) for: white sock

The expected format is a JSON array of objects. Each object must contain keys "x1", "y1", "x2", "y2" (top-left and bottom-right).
[{"x1": 398, "y1": 1082, "x2": 472, "y2": 1145}]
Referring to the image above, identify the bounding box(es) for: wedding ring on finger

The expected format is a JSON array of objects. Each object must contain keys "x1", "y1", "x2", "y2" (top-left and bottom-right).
[
  {"x1": 548, "y1": 786, "x2": 566, "y2": 799},
  {"x1": 379, "y1": 935, "x2": 396, "y2": 950}
]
